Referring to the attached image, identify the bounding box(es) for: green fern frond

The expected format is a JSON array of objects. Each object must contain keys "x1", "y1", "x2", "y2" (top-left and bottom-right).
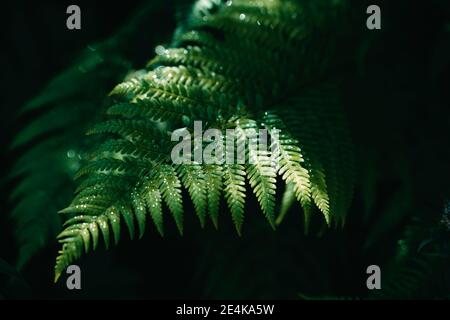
[
  {"x1": 237, "y1": 119, "x2": 277, "y2": 228},
  {"x1": 158, "y1": 165, "x2": 184, "y2": 235},
  {"x1": 223, "y1": 163, "x2": 247, "y2": 235},
  {"x1": 142, "y1": 180, "x2": 164, "y2": 236},
  {"x1": 203, "y1": 164, "x2": 223, "y2": 228},
  {"x1": 53, "y1": 0, "x2": 354, "y2": 279},
  {"x1": 278, "y1": 85, "x2": 354, "y2": 227},
  {"x1": 177, "y1": 163, "x2": 208, "y2": 227},
  {"x1": 262, "y1": 113, "x2": 316, "y2": 223}
]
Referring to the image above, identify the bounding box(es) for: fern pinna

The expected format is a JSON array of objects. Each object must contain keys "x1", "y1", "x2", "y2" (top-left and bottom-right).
[{"x1": 55, "y1": 0, "x2": 354, "y2": 280}]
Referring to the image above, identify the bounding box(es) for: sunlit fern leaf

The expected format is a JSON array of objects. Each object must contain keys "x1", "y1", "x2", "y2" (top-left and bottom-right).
[
  {"x1": 73, "y1": 158, "x2": 131, "y2": 180},
  {"x1": 223, "y1": 163, "x2": 247, "y2": 235},
  {"x1": 53, "y1": 0, "x2": 354, "y2": 279},
  {"x1": 75, "y1": 173, "x2": 132, "y2": 193},
  {"x1": 203, "y1": 164, "x2": 222, "y2": 228},
  {"x1": 107, "y1": 99, "x2": 186, "y2": 122},
  {"x1": 86, "y1": 119, "x2": 167, "y2": 142},
  {"x1": 118, "y1": 203, "x2": 136, "y2": 240},
  {"x1": 142, "y1": 180, "x2": 164, "y2": 236},
  {"x1": 237, "y1": 119, "x2": 277, "y2": 228},
  {"x1": 262, "y1": 113, "x2": 318, "y2": 224},
  {"x1": 278, "y1": 85, "x2": 354, "y2": 227},
  {"x1": 177, "y1": 164, "x2": 208, "y2": 227},
  {"x1": 129, "y1": 193, "x2": 146, "y2": 240},
  {"x1": 158, "y1": 165, "x2": 184, "y2": 235},
  {"x1": 109, "y1": 77, "x2": 150, "y2": 101}
]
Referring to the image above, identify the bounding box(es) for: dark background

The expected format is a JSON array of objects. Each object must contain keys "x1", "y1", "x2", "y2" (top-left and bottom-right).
[{"x1": 1, "y1": 0, "x2": 449, "y2": 299}]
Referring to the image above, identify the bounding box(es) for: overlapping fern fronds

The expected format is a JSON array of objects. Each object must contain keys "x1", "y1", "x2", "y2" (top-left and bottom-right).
[
  {"x1": 55, "y1": 0, "x2": 354, "y2": 280},
  {"x1": 8, "y1": 1, "x2": 175, "y2": 269}
]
